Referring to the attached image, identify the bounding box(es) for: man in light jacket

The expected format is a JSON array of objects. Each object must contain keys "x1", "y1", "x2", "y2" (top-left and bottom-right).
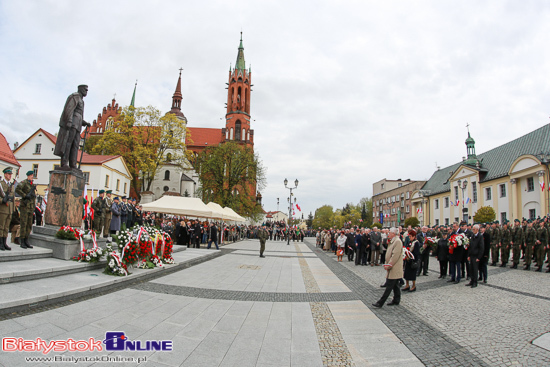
[{"x1": 373, "y1": 227, "x2": 404, "y2": 308}]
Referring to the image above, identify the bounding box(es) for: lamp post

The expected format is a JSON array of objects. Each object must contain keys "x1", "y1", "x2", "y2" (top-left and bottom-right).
[
  {"x1": 284, "y1": 178, "x2": 298, "y2": 245},
  {"x1": 457, "y1": 179, "x2": 468, "y2": 222},
  {"x1": 537, "y1": 152, "x2": 550, "y2": 215}
]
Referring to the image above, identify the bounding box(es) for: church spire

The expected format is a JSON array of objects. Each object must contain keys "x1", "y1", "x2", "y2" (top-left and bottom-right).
[
  {"x1": 170, "y1": 68, "x2": 185, "y2": 119},
  {"x1": 130, "y1": 80, "x2": 137, "y2": 108},
  {"x1": 235, "y1": 32, "x2": 246, "y2": 72},
  {"x1": 464, "y1": 124, "x2": 480, "y2": 167}
]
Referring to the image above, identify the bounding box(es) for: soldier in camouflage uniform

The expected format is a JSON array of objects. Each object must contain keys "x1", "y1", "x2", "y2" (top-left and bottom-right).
[
  {"x1": 499, "y1": 222, "x2": 511, "y2": 267},
  {"x1": 490, "y1": 221, "x2": 501, "y2": 266},
  {"x1": 523, "y1": 220, "x2": 536, "y2": 270},
  {"x1": 511, "y1": 219, "x2": 524, "y2": 269},
  {"x1": 15, "y1": 171, "x2": 36, "y2": 249},
  {"x1": 535, "y1": 220, "x2": 548, "y2": 272},
  {"x1": 258, "y1": 225, "x2": 268, "y2": 258},
  {"x1": 91, "y1": 190, "x2": 106, "y2": 233},
  {"x1": 0, "y1": 167, "x2": 15, "y2": 251}
]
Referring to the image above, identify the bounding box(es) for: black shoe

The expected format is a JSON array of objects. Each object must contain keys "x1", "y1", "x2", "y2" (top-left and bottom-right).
[
  {"x1": 447, "y1": 279, "x2": 455, "y2": 283},
  {"x1": 546, "y1": 269, "x2": 550, "y2": 273},
  {"x1": 483, "y1": 280, "x2": 487, "y2": 283},
  {"x1": 259, "y1": 255, "x2": 265, "y2": 258},
  {"x1": 387, "y1": 301, "x2": 399, "y2": 306},
  {"x1": 471, "y1": 284, "x2": 477, "y2": 288},
  {"x1": 0, "y1": 237, "x2": 5, "y2": 251},
  {"x1": 20, "y1": 243, "x2": 28, "y2": 249},
  {"x1": 499, "y1": 263, "x2": 505, "y2": 267},
  {"x1": 465, "y1": 283, "x2": 472, "y2": 287},
  {"x1": 478, "y1": 277, "x2": 482, "y2": 281},
  {"x1": 402, "y1": 287, "x2": 410, "y2": 291},
  {"x1": 423, "y1": 273, "x2": 429, "y2": 276},
  {"x1": 372, "y1": 302, "x2": 382, "y2": 308},
  {"x1": 438, "y1": 275, "x2": 443, "y2": 279},
  {"x1": 4, "y1": 239, "x2": 11, "y2": 251},
  {"x1": 536, "y1": 267, "x2": 542, "y2": 272},
  {"x1": 24, "y1": 238, "x2": 33, "y2": 249},
  {"x1": 454, "y1": 280, "x2": 460, "y2": 284},
  {"x1": 380, "y1": 284, "x2": 387, "y2": 288},
  {"x1": 523, "y1": 265, "x2": 530, "y2": 271},
  {"x1": 490, "y1": 262, "x2": 496, "y2": 266},
  {"x1": 409, "y1": 288, "x2": 416, "y2": 292}
]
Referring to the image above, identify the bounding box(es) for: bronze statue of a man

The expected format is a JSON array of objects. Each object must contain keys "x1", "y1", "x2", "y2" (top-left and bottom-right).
[{"x1": 54, "y1": 85, "x2": 91, "y2": 170}]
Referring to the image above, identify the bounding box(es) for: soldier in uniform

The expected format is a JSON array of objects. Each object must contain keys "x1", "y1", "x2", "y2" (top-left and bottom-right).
[
  {"x1": 510, "y1": 219, "x2": 524, "y2": 269},
  {"x1": 10, "y1": 197, "x2": 20, "y2": 245},
  {"x1": 490, "y1": 221, "x2": 501, "y2": 266},
  {"x1": 535, "y1": 220, "x2": 548, "y2": 272},
  {"x1": 523, "y1": 220, "x2": 536, "y2": 270},
  {"x1": 91, "y1": 190, "x2": 106, "y2": 233},
  {"x1": 103, "y1": 190, "x2": 113, "y2": 238},
  {"x1": 499, "y1": 221, "x2": 511, "y2": 267},
  {"x1": 126, "y1": 197, "x2": 134, "y2": 229},
  {"x1": 258, "y1": 225, "x2": 268, "y2": 258},
  {"x1": 15, "y1": 170, "x2": 36, "y2": 249},
  {"x1": 0, "y1": 167, "x2": 15, "y2": 251},
  {"x1": 120, "y1": 196, "x2": 128, "y2": 230}
]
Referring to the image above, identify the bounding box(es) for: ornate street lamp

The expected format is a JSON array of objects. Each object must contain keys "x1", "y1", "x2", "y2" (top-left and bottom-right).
[
  {"x1": 457, "y1": 179, "x2": 468, "y2": 223},
  {"x1": 284, "y1": 178, "x2": 298, "y2": 245},
  {"x1": 537, "y1": 152, "x2": 550, "y2": 215}
]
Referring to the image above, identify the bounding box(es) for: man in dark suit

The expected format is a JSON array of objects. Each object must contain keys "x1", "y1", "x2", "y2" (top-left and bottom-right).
[
  {"x1": 447, "y1": 222, "x2": 463, "y2": 283},
  {"x1": 466, "y1": 224, "x2": 484, "y2": 288},
  {"x1": 345, "y1": 229, "x2": 355, "y2": 262},
  {"x1": 480, "y1": 224, "x2": 491, "y2": 283},
  {"x1": 354, "y1": 229, "x2": 364, "y2": 265}
]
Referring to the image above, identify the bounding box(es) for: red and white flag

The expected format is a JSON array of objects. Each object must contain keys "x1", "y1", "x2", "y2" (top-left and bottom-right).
[
  {"x1": 417, "y1": 208, "x2": 422, "y2": 214},
  {"x1": 296, "y1": 204, "x2": 301, "y2": 211},
  {"x1": 541, "y1": 182, "x2": 546, "y2": 191}
]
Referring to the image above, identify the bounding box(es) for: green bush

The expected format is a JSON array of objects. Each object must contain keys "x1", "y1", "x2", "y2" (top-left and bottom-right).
[
  {"x1": 404, "y1": 217, "x2": 420, "y2": 228},
  {"x1": 371, "y1": 222, "x2": 382, "y2": 229}
]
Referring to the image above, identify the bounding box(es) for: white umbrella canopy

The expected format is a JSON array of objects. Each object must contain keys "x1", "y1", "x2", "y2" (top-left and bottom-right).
[
  {"x1": 206, "y1": 202, "x2": 229, "y2": 220},
  {"x1": 141, "y1": 196, "x2": 213, "y2": 218}
]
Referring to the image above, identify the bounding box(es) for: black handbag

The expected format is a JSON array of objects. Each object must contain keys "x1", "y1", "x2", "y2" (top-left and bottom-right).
[{"x1": 411, "y1": 259, "x2": 419, "y2": 270}]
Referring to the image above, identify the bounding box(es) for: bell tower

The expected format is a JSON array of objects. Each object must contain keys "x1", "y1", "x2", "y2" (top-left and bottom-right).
[{"x1": 224, "y1": 33, "x2": 253, "y2": 146}]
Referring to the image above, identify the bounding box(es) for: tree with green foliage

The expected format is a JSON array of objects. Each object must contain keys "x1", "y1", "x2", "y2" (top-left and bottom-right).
[
  {"x1": 404, "y1": 216, "x2": 420, "y2": 228},
  {"x1": 306, "y1": 212, "x2": 314, "y2": 228},
  {"x1": 194, "y1": 141, "x2": 266, "y2": 220},
  {"x1": 372, "y1": 222, "x2": 382, "y2": 229},
  {"x1": 92, "y1": 106, "x2": 191, "y2": 195},
  {"x1": 312, "y1": 205, "x2": 334, "y2": 229},
  {"x1": 473, "y1": 206, "x2": 496, "y2": 223}
]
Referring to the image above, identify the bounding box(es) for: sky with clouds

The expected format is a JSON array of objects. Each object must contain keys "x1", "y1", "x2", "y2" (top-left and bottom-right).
[{"x1": 1, "y1": 0, "x2": 549, "y2": 217}]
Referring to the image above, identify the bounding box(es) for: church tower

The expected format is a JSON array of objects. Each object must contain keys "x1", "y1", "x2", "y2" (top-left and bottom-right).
[
  {"x1": 169, "y1": 68, "x2": 187, "y2": 122},
  {"x1": 223, "y1": 33, "x2": 253, "y2": 146}
]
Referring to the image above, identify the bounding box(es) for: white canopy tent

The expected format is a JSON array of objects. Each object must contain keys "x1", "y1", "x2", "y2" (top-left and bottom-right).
[
  {"x1": 223, "y1": 207, "x2": 246, "y2": 222},
  {"x1": 141, "y1": 196, "x2": 213, "y2": 218},
  {"x1": 206, "y1": 202, "x2": 230, "y2": 220}
]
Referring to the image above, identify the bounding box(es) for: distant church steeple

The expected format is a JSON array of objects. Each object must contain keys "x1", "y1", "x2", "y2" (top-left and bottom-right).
[
  {"x1": 464, "y1": 124, "x2": 480, "y2": 167},
  {"x1": 170, "y1": 68, "x2": 186, "y2": 120}
]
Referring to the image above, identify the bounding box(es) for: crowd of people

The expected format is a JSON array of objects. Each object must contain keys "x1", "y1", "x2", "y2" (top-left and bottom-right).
[{"x1": 313, "y1": 218, "x2": 550, "y2": 307}]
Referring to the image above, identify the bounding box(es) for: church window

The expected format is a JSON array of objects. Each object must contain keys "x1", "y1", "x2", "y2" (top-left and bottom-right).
[
  {"x1": 235, "y1": 121, "x2": 241, "y2": 140},
  {"x1": 247, "y1": 130, "x2": 250, "y2": 141},
  {"x1": 164, "y1": 170, "x2": 170, "y2": 180},
  {"x1": 163, "y1": 186, "x2": 169, "y2": 192},
  {"x1": 237, "y1": 87, "x2": 242, "y2": 107},
  {"x1": 242, "y1": 128, "x2": 246, "y2": 141},
  {"x1": 226, "y1": 129, "x2": 229, "y2": 139},
  {"x1": 230, "y1": 128, "x2": 234, "y2": 140}
]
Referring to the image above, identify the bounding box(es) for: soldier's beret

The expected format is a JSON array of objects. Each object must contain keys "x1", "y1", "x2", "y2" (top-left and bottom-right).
[
  {"x1": 495, "y1": 220, "x2": 499, "y2": 224},
  {"x1": 2, "y1": 167, "x2": 12, "y2": 174},
  {"x1": 528, "y1": 219, "x2": 533, "y2": 223},
  {"x1": 26, "y1": 170, "x2": 34, "y2": 176},
  {"x1": 99, "y1": 190, "x2": 105, "y2": 194},
  {"x1": 114, "y1": 197, "x2": 120, "y2": 201},
  {"x1": 106, "y1": 190, "x2": 112, "y2": 194},
  {"x1": 514, "y1": 219, "x2": 520, "y2": 223}
]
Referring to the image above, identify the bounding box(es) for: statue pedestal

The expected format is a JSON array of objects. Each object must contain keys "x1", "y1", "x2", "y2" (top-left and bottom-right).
[{"x1": 44, "y1": 169, "x2": 85, "y2": 228}]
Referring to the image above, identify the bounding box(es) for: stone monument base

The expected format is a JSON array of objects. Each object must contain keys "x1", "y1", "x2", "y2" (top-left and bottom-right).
[
  {"x1": 44, "y1": 168, "x2": 85, "y2": 228},
  {"x1": 30, "y1": 225, "x2": 108, "y2": 260}
]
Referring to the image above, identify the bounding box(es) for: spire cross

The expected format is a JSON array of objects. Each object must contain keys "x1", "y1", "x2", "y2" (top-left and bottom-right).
[
  {"x1": 113, "y1": 93, "x2": 116, "y2": 100},
  {"x1": 466, "y1": 123, "x2": 470, "y2": 132},
  {"x1": 179, "y1": 67, "x2": 183, "y2": 75},
  {"x1": 135, "y1": 79, "x2": 138, "y2": 86}
]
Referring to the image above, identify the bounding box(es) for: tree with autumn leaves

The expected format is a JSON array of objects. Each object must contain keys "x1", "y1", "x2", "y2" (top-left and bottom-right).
[
  {"x1": 194, "y1": 141, "x2": 266, "y2": 220},
  {"x1": 90, "y1": 106, "x2": 192, "y2": 195}
]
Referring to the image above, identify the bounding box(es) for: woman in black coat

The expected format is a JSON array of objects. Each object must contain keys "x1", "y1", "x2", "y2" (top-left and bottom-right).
[
  {"x1": 403, "y1": 230, "x2": 420, "y2": 292},
  {"x1": 436, "y1": 233, "x2": 449, "y2": 279}
]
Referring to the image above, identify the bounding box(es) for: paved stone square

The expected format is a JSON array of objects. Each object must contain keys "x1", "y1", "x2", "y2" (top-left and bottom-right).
[{"x1": 0, "y1": 238, "x2": 548, "y2": 366}]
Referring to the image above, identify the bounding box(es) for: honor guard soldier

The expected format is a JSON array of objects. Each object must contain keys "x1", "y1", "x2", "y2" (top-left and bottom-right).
[
  {"x1": 91, "y1": 190, "x2": 106, "y2": 233},
  {"x1": 490, "y1": 221, "x2": 501, "y2": 266},
  {"x1": 535, "y1": 220, "x2": 548, "y2": 272},
  {"x1": 0, "y1": 167, "x2": 15, "y2": 251},
  {"x1": 258, "y1": 225, "x2": 268, "y2": 257},
  {"x1": 511, "y1": 219, "x2": 524, "y2": 269},
  {"x1": 120, "y1": 196, "x2": 128, "y2": 230},
  {"x1": 15, "y1": 170, "x2": 36, "y2": 249},
  {"x1": 103, "y1": 190, "x2": 113, "y2": 238},
  {"x1": 10, "y1": 197, "x2": 20, "y2": 245},
  {"x1": 523, "y1": 220, "x2": 536, "y2": 270},
  {"x1": 499, "y1": 221, "x2": 511, "y2": 267},
  {"x1": 126, "y1": 197, "x2": 134, "y2": 229}
]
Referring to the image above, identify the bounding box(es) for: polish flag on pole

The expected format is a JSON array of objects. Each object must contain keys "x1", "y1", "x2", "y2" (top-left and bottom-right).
[
  {"x1": 417, "y1": 208, "x2": 422, "y2": 214},
  {"x1": 465, "y1": 198, "x2": 471, "y2": 204},
  {"x1": 296, "y1": 204, "x2": 301, "y2": 211},
  {"x1": 90, "y1": 187, "x2": 95, "y2": 221},
  {"x1": 83, "y1": 184, "x2": 88, "y2": 220},
  {"x1": 541, "y1": 182, "x2": 545, "y2": 191}
]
